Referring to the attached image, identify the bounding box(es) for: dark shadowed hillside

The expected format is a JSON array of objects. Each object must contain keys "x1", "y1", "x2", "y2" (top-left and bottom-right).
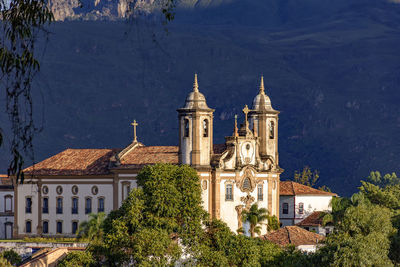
[{"x1": 1, "y1": 0, "x2": 399, "y2": 196}]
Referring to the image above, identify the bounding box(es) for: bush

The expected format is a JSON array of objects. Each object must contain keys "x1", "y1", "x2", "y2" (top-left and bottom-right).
[{"x1": 0, "y1": 250, "x2": 21, "y2": 265}]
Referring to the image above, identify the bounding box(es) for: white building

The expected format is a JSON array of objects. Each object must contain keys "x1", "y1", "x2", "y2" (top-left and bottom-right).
[
  {"x1": 279, "y1": 181, "x2": 337, "y2": 227},
  {"x1": 14, "y1": 75, "x2": 283, "y2": 238},
  {"x1": 296, "y1": 211, "x2": 334, "y2": 236},
  {"x1": 0, "y1": 175, "x2": 14, "y2": 239}
]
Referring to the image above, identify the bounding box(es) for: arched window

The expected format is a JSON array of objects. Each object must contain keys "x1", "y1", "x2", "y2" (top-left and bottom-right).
[
  {"x1": 4, "y1": 195, "x2": 12, "y2": 212},
  {"x1": 26, "y1": 220, "x2": 32, "y2": 233},
  {"x1": 269, "y1": 121, "x2": 275, "y2": 139},
  {"x1": 243, "y1": 178, "x2": 251, "y2": 191},
  {"x1": 56, "y1": 221, "x2": 63, "y2": 234},
  {"x1": 203, "y1": 119, "x2": 209, "y2": 137},
  {"x1": 98, "y1": 197, "x2": 105, "y2": 212},
  {"x1": 72, "y1": 221, "x2": 78, "y2": 235},
  {"x1": 56, "y1": 197, "x2": 63, "y2": 214},
  {"x1": 184, "y1": 119, "x2": 190, "y2": 137},
  {"x1": 225, "y1": 184, "x2": 233, "y2": 201},
  {"x1": 257, "y1": 184, "x2": 263, "y2": 201},
  {"x1": 25, "y1": 197, "x2": 32, "y2": 213},
  {"x1": 42, "y1": 197, "x2": 49, "y2": 214},
  {"x1": 85, "y1": 197, "x2": 92, "y2": 214},
  {"x1": 42, "y1": 221, "x2": 49, "y2": 234},
  {"x1": 72, "y1": 197, "x2": 78, "y2": 214}
]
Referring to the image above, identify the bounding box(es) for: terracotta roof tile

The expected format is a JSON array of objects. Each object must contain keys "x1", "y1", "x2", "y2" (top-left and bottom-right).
[
  {"x1": 280, "y1": 181, "x2": 337, "y2": 196},
  {"x1": 296, "y1": 211, "x2": 326, "y2": 227},
  {"x1": 24, "y1": 149, "x2": 119, "y2": 176},
  {"x1": 119, "y1": 146, "x2": 178, "y2": 168},
  {"x1": 0, "y1": 174, "x2": 12, "y2": 185},
  {"x1": 262, "y1": 226, "x2": 325, "y2": 247}
]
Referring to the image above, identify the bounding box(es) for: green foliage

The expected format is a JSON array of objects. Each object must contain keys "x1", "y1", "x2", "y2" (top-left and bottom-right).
[
  {"x1": 0, "y1": 255, "x2": 12, "y2": 267},
  {"x1": 0, "y1": 250, "x2": 21, "y2": 265},
  {"x1": 316, "y1": 196, "x2": 394, "y2": 266},
  {"x1": 57, "y1": 251, "x2": 95, "y2": 267},
  {"x1": 77, "y1": 212, "x2": 106, "y2": 242},
  {"x1": 97, "y1": 164, "x2": 205, "y2": 265},
  {"x1": 241, "y1": 204, "x2": 269, "y2": 237},
  {"x1": 366, "y1": 171, "x2": 399, "y2": 188},
  {"x1": 294, "y1": 166, "x2": 320, "y2": 187}
]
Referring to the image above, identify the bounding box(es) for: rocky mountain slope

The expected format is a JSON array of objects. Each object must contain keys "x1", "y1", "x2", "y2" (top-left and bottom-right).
[{"x1": 1, "y1": 0, "x2": 400, "y2": 196}]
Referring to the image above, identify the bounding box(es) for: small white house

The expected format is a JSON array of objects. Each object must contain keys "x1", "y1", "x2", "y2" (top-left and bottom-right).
[
  {"x1": 279, "y1": 181, "x2": 337, "y2": 227},
  {"x1": 296, "y1": 211, "x2": 334, "y2": 236}
]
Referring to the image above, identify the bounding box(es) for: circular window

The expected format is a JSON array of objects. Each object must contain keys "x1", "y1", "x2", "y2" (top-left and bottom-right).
[
  {"x1": 91, "y1": 186, "x2": 98, "y2": 195},
  {"x1": 56, "y1": 186, "x2": 63, "y2": 195},
  {"x1": 72, "y1": 185, "x2": 78, "y2": 195},
  {"x1": 42, "y1": 186, "x2": 49, "y2": 195}
]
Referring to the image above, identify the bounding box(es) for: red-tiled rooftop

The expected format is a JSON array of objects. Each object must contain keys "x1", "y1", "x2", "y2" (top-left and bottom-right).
[
  {"x1": 24, "y1": 149, "x2": 119, "y2": 176},
  {"x1": 262, "y1": 226, "x2": 325, "y2": 247},
  {"x1": 296, "y1": 211, "x2": 326, "y2": 227},
  {"x1": 280, "y1": 181, "x2": 337, "y2": 196},
  {"x1": 119, "y1": 146, "x2": 179, "y2": 167}
]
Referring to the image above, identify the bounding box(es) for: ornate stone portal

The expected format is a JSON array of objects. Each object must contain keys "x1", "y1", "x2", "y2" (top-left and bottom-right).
[{"x1": 235, "y1": 194, "x2": 256, "y2": 231}]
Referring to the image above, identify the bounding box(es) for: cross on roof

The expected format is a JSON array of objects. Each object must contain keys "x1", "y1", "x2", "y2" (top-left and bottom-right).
[
  {"x1": 242, "y1": 105, "x2": 250, "y2": 127},
  {"x1": 131, "y1": 120, "x2": 138, "y2": 142}
]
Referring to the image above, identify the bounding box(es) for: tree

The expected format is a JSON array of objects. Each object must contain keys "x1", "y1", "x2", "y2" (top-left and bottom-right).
[
  {"x1": 241, "y1": 204, "x2": 269, "y2": 237},
  {"x1": 316, "y1": 198, "x2": 394, "y2": 266},
  {"x1": 77, "y1": 212, "x2": 106, "y2": 242},
  {"x1": 96, "y1": 164, "x2": 205, "y2": 265},
  {"x1": 0, "y1": 250, "x2": 22, "y2": 265},
  {"x1": 0, "y1": 256, "x2": 12, "y2": 267},
  {"x1": 57, "y1": 251, "x2": 95, "y2": 267},
  {"x1": 294, "y1": 166, "x2": 320, "y2": 187}
]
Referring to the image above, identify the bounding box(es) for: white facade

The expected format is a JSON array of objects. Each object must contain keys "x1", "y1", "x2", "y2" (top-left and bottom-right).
[{"x1": 279, "y1": 194, "x2": 333, "y2": 227}]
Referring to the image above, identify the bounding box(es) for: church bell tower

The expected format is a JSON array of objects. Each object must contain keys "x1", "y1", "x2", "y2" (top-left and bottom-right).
[
  {"x1": 249, "y1": 76, "x2": 280, "y2": 168},
  {"x1": 177, "y1": 74, "x2": 214, "y2": 168}
]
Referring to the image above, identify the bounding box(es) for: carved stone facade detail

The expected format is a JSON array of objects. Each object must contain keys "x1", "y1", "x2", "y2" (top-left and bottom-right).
[{"x1": 238, "y1": 167, "x2": 257, "y2": 193}]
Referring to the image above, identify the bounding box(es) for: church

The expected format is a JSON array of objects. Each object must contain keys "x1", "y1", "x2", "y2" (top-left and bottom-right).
[{"x1": 13, "y1": 75, "x2": 282, "y2": 238}]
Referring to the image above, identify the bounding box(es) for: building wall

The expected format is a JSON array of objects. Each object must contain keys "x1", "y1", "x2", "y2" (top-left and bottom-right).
[
  {"x1": 294, "y1": 195, "x2": 332, "y2": 224},
  {"x1": 17, "y1": 179, "x2": 113, "y2": 237},
  {"x1": 0, "y1": 189, "x2": 14, "y2": 239}
]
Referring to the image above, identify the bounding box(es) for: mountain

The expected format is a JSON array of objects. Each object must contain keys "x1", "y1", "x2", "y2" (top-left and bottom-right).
[{"x1": 1, "y1": 0, "x2": 400, "y2": 196}]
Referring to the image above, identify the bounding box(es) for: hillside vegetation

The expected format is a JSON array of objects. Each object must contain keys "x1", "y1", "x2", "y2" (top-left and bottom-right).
[{"x1": 1, "y1": 0, "x2": 399, "y2": 195}]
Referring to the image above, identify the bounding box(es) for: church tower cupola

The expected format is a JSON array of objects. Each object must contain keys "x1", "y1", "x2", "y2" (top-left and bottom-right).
[
  {"x1": 177, "y1": 74, "x2": 214, "y2": 168},
  {"x1": 249, "y1": 76, "x2": 280, "y2": 168}
]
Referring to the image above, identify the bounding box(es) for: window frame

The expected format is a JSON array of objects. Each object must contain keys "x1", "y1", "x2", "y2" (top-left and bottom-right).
[
  {"x1": 72, "y1": 221, "x2": 79, "y2": 235},
  {"x1": 72, "y1": 197, "x2": 79, "y2": 214},
  {"x1": 257, "y1": 184, "x2": 263, "y2": 201},
  {"x1": 4, "y1": 194, "x2": 13, "y2": 212},
  {"x1": 98, "y1": 197, "x2": 105, "y2": 213},
  {"x1": 203, "y1": 119, "x2": 209, "y2": 137},
  {"x1": 184, "y1": 119, "x2": 190, "y2": 138},
  {"x1": 42, "y1": 220, "x2": 49, "y2": 234},
  {"x1": 298, "y1": 202, "x2": 304, "y2": 214},
  {"x1": 42, "y1": 197, "x2": 49, "y2": 214},
  {"x1": 85, "y1": 197, "x2": 92, "y2": 214},
  {"x1": 25, "y1": 220, "x2": 32, "y2": 233},
  {"x1": 56, "y1": 221, "x2": 63, "y2": 234},
  {"x1": 269, "y1": 120, "x2": 275, "y2": 139},
  {"x1": 56, "y1": 197, "x2": 63, "y2": 214},
  {"x1": 282, "y1": 202, "x2": 289, "y2": 214},
  {"x1": 25, "y1": 197, "x2": 32, "y2": 214},
  {"x1": 225, "y1": 184, "x2": 233, "y2": 201}
]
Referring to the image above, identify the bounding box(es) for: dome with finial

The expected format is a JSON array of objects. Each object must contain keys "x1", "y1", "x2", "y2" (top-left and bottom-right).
[
  {"x1": 181, "y1": 74, "x2": 212, "y2": 110},
  {"x1": 252, "y1": 76, "x2": 275, "y2": 111}
]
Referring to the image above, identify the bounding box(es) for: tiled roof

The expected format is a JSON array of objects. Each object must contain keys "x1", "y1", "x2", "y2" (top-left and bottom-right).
[
  {"x1": 296, "y1": 211, "x2": 326, "y2": 227},
  {"x1": 262, "y1": 226, "x2": 325, "y2": 247},
  {"x1": 0, "y1": 174, "x2": 12, "y2": 185},
  {"x1": 119, "y1": 146, "x2": 178, "y2": 168},
  {"x1": 280, "y1": 181, "x2": 337, "y2": 196},
  {"x1": 24, "y1": 149, "x2": 119, "y2": 176}
]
